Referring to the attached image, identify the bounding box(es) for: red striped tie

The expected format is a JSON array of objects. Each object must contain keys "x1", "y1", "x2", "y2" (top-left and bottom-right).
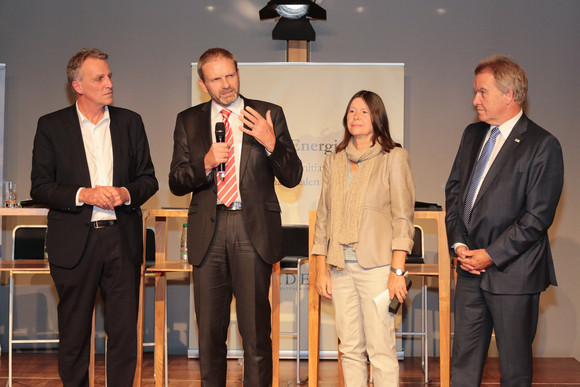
[{"x1": 217, "y1": 109, "x2": 238, "y2": 207}]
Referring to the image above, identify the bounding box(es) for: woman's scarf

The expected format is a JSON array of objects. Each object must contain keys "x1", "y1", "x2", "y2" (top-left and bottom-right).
[{"x1": 328, "y1": 139, "x2": 382, "y2": 268}]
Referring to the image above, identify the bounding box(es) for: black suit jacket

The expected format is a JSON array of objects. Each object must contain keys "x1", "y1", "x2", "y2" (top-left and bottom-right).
[
  {"x1": 169, "y1": 96, "x2": 303, "y2": 265},
  {"x1": 31, "y1": 105, "x2": 158, "y2": 268},
  {"x1": 445, "y1": 113, "x2": 563, "y2": 294}
]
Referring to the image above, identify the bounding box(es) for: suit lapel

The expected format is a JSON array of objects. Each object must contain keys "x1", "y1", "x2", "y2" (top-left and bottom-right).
[
  {"x1": 239, "y1": 96, "x2": 254, "y2": 181},
  {"x1": 66, "y1": 105, "x2": 93, "y2": 187},
  {"x1": 473, "y1": 114, "x2": 528, "y2": 208},
  {"x1": 461, "y1": 124, "x2": 488, "y2": 205},
  {"x1": 200, "y1": 102, "x2": 212, "y2": 151},
  {"x1": 109, "y1": 107, "x2": 123, "y2": 187}
]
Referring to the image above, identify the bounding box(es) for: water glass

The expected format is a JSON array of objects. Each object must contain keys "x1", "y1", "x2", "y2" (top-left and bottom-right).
[{"x1": 3, "y1": 181, "x2": 17, "y2": 208}]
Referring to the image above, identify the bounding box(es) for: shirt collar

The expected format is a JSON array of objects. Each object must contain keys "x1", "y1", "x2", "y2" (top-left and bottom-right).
[
  {"x1": 495, "y1": 108, "x2": 523, "y2": 139},
  {"x1": 75, "y1": 102, "x2": 110, "y2": 126},
  {"x1": 211, "y1": 97, "x2": 243, "y2": 121}
]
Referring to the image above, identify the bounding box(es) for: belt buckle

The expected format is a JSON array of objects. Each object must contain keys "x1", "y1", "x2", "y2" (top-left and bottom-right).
[{"x1": 93, "y1": 220, "x2": 115, "y2": 229}]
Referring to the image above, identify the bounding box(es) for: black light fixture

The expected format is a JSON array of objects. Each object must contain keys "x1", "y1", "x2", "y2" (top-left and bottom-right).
[{"x1": 259, "y1": 0, "x2": 327, "y2": 41}]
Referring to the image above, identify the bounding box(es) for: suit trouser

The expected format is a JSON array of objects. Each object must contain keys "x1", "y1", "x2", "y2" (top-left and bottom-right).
[
  {"x1": 50, "y1": 223, "x2": 140, "y2": 387},
  {"x1": 451, "y1": 274, "x2": 540, "y2": 387},
  {"x1": 330, "y1": 262, "x2": 399, "y2": 387},
  {"x1": 193, "y1": 209, "x2": 273, "y2": 387}
]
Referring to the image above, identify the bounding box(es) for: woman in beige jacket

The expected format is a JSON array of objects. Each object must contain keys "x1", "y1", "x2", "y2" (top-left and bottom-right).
[{"x1": 312, "y1": 90, "x2": 415, "y2": 386}]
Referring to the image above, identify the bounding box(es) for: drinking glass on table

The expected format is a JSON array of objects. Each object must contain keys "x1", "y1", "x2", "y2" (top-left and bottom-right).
[{"x1": 3, "y1": 181, "x2": 17, "y2": 208}]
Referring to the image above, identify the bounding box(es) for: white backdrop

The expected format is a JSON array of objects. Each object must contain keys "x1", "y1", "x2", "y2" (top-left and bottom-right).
[{"x1": 190, "y1": 63, "x2": 405, "y2": 358}]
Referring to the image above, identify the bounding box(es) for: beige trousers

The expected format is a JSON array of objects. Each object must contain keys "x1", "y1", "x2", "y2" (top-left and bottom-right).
[{"x1": 330, "y1": 262, "x2": 399, "y2": 387}]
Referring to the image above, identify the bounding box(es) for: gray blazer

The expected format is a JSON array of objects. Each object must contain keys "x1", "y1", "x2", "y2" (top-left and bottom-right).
[{"x1": 312, "y1": 146, "x2": 415, "y2": 268}]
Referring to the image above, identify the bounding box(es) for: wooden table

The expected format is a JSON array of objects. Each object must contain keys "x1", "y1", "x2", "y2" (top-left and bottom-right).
[
  {"x1": 0, "y1": 259, "x2": 52, "y2": 387},
  {"x1": 0, "y1": 207, "x2": 98, "y2": 387},
  {"x1": 137, "y1": 208, "x2": 282, "y2": 387},
  {"x1": 135, "y1": 209, "x2": 189, "y2": 387},
  {"x1": 307, "y1": 209, "x2": 452, "y2": 386}
]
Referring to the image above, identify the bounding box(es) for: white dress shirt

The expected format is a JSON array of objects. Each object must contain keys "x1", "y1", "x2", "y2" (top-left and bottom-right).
[{"x1": 75, "y1": 104, "x2": 116, "y2": 222}]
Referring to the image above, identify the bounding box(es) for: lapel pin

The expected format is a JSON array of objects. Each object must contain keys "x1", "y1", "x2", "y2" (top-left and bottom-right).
[{"x1": 514, "y1": 138, "x2": 520, "y2": 143}]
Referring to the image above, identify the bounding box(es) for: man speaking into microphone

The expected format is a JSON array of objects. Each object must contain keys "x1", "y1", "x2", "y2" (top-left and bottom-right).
[
  {"x1": 169, "y1": 47, "x2": 302, "y2": 387},
  {"x1": 214, "y1": 121, "x2": 226, "y2": 180}
]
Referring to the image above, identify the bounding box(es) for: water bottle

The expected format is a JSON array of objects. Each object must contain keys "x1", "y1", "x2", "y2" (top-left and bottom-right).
[
  {"x1": 43, "y1": 229, "x2": 49, "y2": 260},
  {"x1": 180, "y1": 223, "x2": 188, "y2": 263}
]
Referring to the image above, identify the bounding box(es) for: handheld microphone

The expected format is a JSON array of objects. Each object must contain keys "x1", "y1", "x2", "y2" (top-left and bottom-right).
[{"x1": 215, "y1": 122, "x2": 226, "y2": 181}]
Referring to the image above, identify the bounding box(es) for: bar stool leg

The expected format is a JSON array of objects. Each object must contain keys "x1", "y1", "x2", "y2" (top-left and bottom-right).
[
  {"x1": 295, "y1": 258, "x2": 308, "y2": 385},
  {"x1": 295, "y1": 266, "x2": 301, "y2": 384},
  {"x1": 423, "y1": 279, "x2": 429, "y2": 383},
  {"x1": 9, "y1": 272, "x2": 14, "y2": 387}
]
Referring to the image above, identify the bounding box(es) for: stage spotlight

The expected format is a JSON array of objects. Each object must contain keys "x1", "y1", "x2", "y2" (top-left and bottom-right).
[{"x1": 259, "y1": 1, "x2": 327, "y2": 41}]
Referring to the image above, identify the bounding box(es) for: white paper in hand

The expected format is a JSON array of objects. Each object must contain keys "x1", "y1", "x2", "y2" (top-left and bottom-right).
[{"x1": 373, "y1": 288, "x2": 390, "y2": 322}]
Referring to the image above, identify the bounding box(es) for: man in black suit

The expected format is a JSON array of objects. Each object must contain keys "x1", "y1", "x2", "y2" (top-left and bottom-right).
[
  {"x1": 445, "y1": 54, "x2": 563, "y2": 386},
  {"x1": 169, "y1": 47, "x2": 302, "y2": 386},
  {"x1": 31, "y1": 48, "x2": 158, "y2": 386}
]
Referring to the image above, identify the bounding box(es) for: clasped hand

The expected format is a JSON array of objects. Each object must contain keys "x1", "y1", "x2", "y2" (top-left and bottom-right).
[
  {"x1": 80, "y1": 186, "x2": 128, "y2": 210},
  {"x1": 455, "y1": 245, "x2": 493, "y2": 275}
]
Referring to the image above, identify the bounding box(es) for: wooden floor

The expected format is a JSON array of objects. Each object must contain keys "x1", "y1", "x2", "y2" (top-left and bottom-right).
[{"x1": 0, "y1": 352, "x2": 579, "y2": 386}]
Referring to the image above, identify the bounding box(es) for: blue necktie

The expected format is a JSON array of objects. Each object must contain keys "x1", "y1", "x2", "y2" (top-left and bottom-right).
[{"x1": 463, "y1": 126, "x2": 500, "y2": 227}]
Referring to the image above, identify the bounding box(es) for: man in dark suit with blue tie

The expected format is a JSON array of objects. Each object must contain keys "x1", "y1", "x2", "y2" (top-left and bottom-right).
[
  {"x1": 169, "y1": 48, "x2": 302, "y2": 386},
  {"x1": 31, "y1": 48, "x2": 158, "y2": 386},
  {"x1": 445, "y1": 54, "x2": 564, "y2": 387}
]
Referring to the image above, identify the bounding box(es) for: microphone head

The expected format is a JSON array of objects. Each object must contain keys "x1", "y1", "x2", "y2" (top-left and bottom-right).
[{"x1": 215, "y1": 122, "x2": 226, "y2": 142}]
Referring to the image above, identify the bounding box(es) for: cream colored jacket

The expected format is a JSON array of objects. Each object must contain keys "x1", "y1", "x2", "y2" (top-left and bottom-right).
[{"x1": 311, "y1": 146, "x2": 415, "y2": 268}]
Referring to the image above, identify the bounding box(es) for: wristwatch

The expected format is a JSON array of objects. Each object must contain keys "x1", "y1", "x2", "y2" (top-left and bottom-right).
[{"x1": 390, "y1": 266, "x2": 405, "y2": 276}]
